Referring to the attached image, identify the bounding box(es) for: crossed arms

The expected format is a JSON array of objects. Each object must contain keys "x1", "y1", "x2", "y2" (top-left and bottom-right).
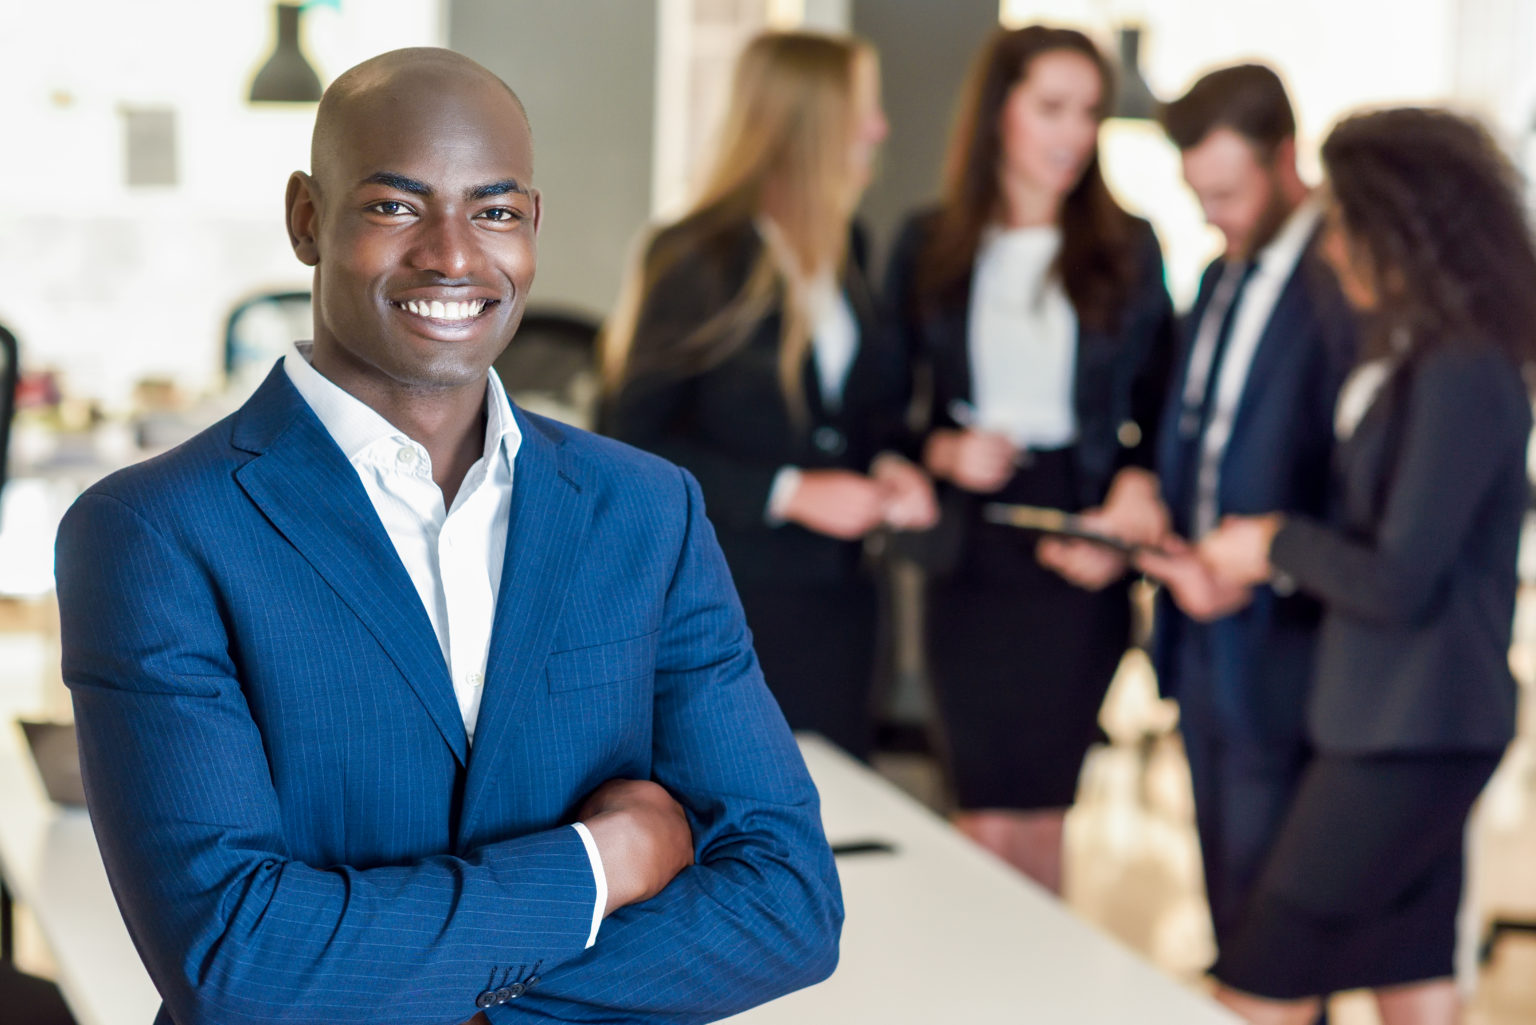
[{"x1": 56, "y1": 463, "x2": 841, "y2": 1025}]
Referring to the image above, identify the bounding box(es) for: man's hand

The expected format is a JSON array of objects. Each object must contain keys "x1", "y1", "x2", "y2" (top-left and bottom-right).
[
  {"x1": 782, "y1": 470, "x2": 888, "y2": 540},
  {"x1": 923, "y1": 428, "x2": 1018, "y2": 494},
  {"x1": 1197, "y1": 514, "x2": 1285, "y2": 588},
  {"x1": 1098, "y1": 467, "x2": 1171, "y2": 548},
  {"x1": 579, "y1": 779, "x2": 695, "y2": 916},
  {"x1": 1136, "y1": 536, "x2": 1254, "y2": 621},
  {"x1": 870, "y1": 454, "x2": 939, "y2": 531}
]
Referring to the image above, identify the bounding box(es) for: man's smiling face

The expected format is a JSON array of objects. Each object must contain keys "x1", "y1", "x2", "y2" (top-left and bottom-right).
[{"x1": 287, "y1": 57, "x2": 540, "y2": 398}]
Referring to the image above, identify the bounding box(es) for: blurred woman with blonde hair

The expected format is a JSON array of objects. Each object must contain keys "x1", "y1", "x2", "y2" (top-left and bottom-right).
[{"x1": 604, "y1": 31, "x2": 935, "y2": 759}]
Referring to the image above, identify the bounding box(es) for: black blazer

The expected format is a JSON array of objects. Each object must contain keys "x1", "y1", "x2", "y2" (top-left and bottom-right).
[
  {"x1": 885, "y1": 208, "x2": 1175, "y2": 522},
  {"x1": 606, "y1": 220, "x2": 911, "y2": 585},
  {"x1": 1272, "y1": 341, "x2": 1531, "y2": 753},
  {"x1": 1152, "y1": 236, "x2": 1356, "y2": 743}
]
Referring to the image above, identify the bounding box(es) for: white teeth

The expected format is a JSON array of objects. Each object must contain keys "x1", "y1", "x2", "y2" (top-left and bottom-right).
[{"x1": 399, "y1": 299, "x2": 488, "y2": 321}]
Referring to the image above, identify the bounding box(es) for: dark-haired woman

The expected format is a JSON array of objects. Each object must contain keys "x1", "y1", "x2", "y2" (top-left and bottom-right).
[
  {"x1": 604, "y1": 32, "x2": 936, "y2": 760},
  {"x1": 887, "y1": 25, "x2": 1174, "y2": 891},
  {"x1": 1198, "y1": 108, "x2": 1536, "y2": 1025}
]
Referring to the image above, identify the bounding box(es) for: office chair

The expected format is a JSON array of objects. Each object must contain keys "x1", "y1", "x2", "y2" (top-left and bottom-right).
[
  {"x1": 224, "y1": 291, "x2": 312, "y2": 394},
  {"x1": 494, "y1": 308, "x2": 601, "y2": 430},
  {"x1": 0, "y1": 323, "x2": 18, "y2": 505}
]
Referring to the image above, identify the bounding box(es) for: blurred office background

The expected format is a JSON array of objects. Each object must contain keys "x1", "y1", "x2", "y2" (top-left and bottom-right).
[{"x1": 4, "y1": 2, "x2": 1536, "y2": 1023}]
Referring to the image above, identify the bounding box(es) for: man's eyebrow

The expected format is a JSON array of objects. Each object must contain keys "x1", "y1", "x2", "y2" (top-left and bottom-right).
[
  {"x1": 357, "y1": 173, "x2": 527, "y2": 201},
  {"x1": 361, "y1": 172, "x2": 432, "y2": 196},
  {"x1": 468, "y1": 179, "x2": 528, "y2": 200}
]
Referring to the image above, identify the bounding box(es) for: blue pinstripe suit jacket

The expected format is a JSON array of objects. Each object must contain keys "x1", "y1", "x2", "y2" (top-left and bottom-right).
[{"x1": 55, "y1": 363, "x2": 842, "y2": 1025}]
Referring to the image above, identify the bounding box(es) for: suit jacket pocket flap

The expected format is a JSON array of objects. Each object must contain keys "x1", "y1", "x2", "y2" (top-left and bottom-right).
[{"x1": 546, "y1": 632, "x2": 658, "y2": 692}]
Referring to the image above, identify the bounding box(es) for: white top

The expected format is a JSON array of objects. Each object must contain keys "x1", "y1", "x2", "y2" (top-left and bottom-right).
[
  {"x1": 965, "y1": 224, "x2": 1079, "y2": 450},
  {"x1": 1186, "y1": 198, "x2": 1322, "y2": 537},
  {"x1": 753, "y1": 216, "x2": 861, "y2": 411},
  {"x1": 283, "y1": 343, "x2": 604, "y2": 948},
  {"x1": 1335, "y1": 330, "x2": 1410, "y2": 441},
  {"x1": 1335, "y1": 358, "x2": 1396, "y2": 441},
  {"x1": 805, "y1": 268, "x2": 861, "y2": 411},
  {"x1": 756, "y1": 217, "x2": 864, "y2": 523}
]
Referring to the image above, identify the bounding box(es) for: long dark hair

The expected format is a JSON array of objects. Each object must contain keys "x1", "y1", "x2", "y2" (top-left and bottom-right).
[
  {"x1": 916, "y1": 25, "x2": 1139, "y2": 332},
  {"x1": 1322, "y1": 107, "x2": 1536, "y2": 366}
]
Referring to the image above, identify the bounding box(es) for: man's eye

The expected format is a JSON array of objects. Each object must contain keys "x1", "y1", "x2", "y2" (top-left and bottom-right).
[
  {"x1": 480, "y1": 207, "x2": 521, "y2": 223},
  {"x1": 368, "y1": 200, "x2": 411, "y2": 216}
]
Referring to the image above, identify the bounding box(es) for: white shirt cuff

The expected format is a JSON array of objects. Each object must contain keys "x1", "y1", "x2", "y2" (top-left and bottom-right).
[
  {"x1": 570, "y1": 822, "x2": 605, "y2": 948},
  {"x1": 765, "y1": 466, "x2": 803, "y2": 526}
]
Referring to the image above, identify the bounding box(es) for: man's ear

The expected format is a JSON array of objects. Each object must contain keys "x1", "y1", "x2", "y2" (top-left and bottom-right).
[
  {"x1": 1272, "y1": 135, "x2": 1298, "y2": 174},
  {"x1": 530, "y1": 187, "x2": 543, "y2": 237},
  {"x1": 286, "y1": 172, "x2": 321, "y2": 266}
]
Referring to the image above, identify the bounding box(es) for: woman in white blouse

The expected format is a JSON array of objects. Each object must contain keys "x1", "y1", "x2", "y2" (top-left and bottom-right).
[
  {"x1": 603, "y1": 31, "x2": 935, "y2": 759},
  {"x1": 886, "y1": 24, "x2": 1174, "y2": 890}
]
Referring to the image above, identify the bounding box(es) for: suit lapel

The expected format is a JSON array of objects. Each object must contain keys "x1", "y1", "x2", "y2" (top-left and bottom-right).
[
  {"x1": 1219, "y1": 251, "x2": 1315, "y2": 475},
  {"x1": 231, "y1": 365, "x2": 468, "y2": 765},
  {"x1": 1158, "y1": 264, "x2": 1224, "y2": 510},
  {"x1": 458, "y1": 410, "x2": 593, "y2": 841},
  {"x1": 931, "y1": 285, "x2": 974, "y2": 418}
]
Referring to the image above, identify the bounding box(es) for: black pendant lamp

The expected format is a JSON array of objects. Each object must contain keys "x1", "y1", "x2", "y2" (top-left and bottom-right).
[
  {"x1": 1112, "y1": 26, "x2": 1158, "y2": 121},
  {"x1": 249, "y1": 2, "x2": 323, "y2": 103}
]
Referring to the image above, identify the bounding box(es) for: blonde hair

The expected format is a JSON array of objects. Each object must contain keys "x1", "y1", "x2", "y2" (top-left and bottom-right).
[{"x1": 603, "y1": 31, "x2": 875, "y2": 411}]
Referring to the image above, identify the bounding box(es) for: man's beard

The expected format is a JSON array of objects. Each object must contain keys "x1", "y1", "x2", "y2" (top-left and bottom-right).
[{"x1": 1233, "y1": 172, "x2": 1298, "y2": 260}]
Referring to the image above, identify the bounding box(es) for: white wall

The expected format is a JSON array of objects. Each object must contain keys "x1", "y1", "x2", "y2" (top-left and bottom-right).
[
  {"x1": 449, "y1": 0, "x2": 656, "y2": 320},
  {"x1": 0, "y1": 0, "x2": 444, "y2": 406}
]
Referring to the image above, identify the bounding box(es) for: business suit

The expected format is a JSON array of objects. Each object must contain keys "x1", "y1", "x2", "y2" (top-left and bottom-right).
[
  {"x1": 1215, "y1": 340, "x2": 1528, "y2": 997},
  {"x1": 55, "y1": 363, "x2": 842, "y2": 1025},
  {"x1": 607, "y1": 219, "x2": 910, "y2": 757},
  {"x1": 885, "y1": 208, "x2": 1174, "y2": 809},
  {"x1": 1153, "y1": 233, "x2": 1355, "y2": 942}
]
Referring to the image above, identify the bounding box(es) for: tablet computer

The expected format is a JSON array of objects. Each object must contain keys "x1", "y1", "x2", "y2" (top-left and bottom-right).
[{"x1": 981, "y1": 503, "x2": 1143, "y2": 555}]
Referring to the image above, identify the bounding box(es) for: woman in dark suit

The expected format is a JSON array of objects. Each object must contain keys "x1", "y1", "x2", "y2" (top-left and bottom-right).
[
  {"x1": 603, "y1": 31, "x2": 935, "y2": 760},
  {"x1": 1198, "y1": 108, "x2": 1536, "y2": 1024},
  {"x1": 885, "y1": 25, "x2": 1174, "y2": 891}
]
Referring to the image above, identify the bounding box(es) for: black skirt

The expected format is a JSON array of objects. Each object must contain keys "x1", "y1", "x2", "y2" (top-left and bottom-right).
[
  {"x1": 736, "y1": 577, "x2": 879, "y2": 761},
  {"x1": 924, "y1": 448, "x2": 1131, "y2": 810},
  {"x1": 1215, "y1": 750, "x2": 1502, "y2": 998}
]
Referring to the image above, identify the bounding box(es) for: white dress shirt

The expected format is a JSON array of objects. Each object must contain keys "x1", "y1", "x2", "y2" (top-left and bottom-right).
[
  {"x1": 966, "y1": 224, "x2": 1079, "y2": 450},
  {"x1": 804, "y1": 270, "x2": 860, "y2": 412},
  {"x1": 1187, "y1": 198, "x2": 1322, "y2": 537},
  {"x1": 284, "y1": 343, "x2": 605, "y2": 948}
]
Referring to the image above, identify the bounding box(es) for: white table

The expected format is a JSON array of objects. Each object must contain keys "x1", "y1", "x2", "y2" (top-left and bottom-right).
[
  {"x1": 723, "y1": 737, "x2": 1237, "y2": 1023},
  {"x1": 0, "y1": 724, "x2": 1233, "y2": 1025},
  {"x1": 0, "y1": 718, "x2": 160, "y2": 1025}
]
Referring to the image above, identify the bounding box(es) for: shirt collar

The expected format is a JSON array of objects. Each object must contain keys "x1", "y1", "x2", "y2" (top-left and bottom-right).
[
  {"x1": 1254, "y1": 194, "x2": 1323, "y2": 274},
  {"x1": 283, "y1": 341, "x2": 522, "y2": 472}
]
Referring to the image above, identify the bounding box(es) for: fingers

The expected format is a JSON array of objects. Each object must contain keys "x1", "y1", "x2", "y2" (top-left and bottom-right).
[
  {"x1": 580, "y1": 779, "x2": 695, "y2": 914},
  {"x1": 1037, "y1": 537, "x2": 1127, "y2": 591},
  {"x1": 950, "y1": 430, "x2": 1018, "y2": 493},
  {"x1": 875, "y1": 462, "x2": 939, "y2": 530}
]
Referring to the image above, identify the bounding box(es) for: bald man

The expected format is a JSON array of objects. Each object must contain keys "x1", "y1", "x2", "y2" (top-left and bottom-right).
[{"x1": 56, "y1": 49, "x2": 841, "y2": 1025}]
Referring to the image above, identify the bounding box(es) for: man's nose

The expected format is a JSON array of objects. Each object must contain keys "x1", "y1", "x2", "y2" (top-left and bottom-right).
[{"x1": 409, "y1": 210, "x2": 478, "y2": 279}]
